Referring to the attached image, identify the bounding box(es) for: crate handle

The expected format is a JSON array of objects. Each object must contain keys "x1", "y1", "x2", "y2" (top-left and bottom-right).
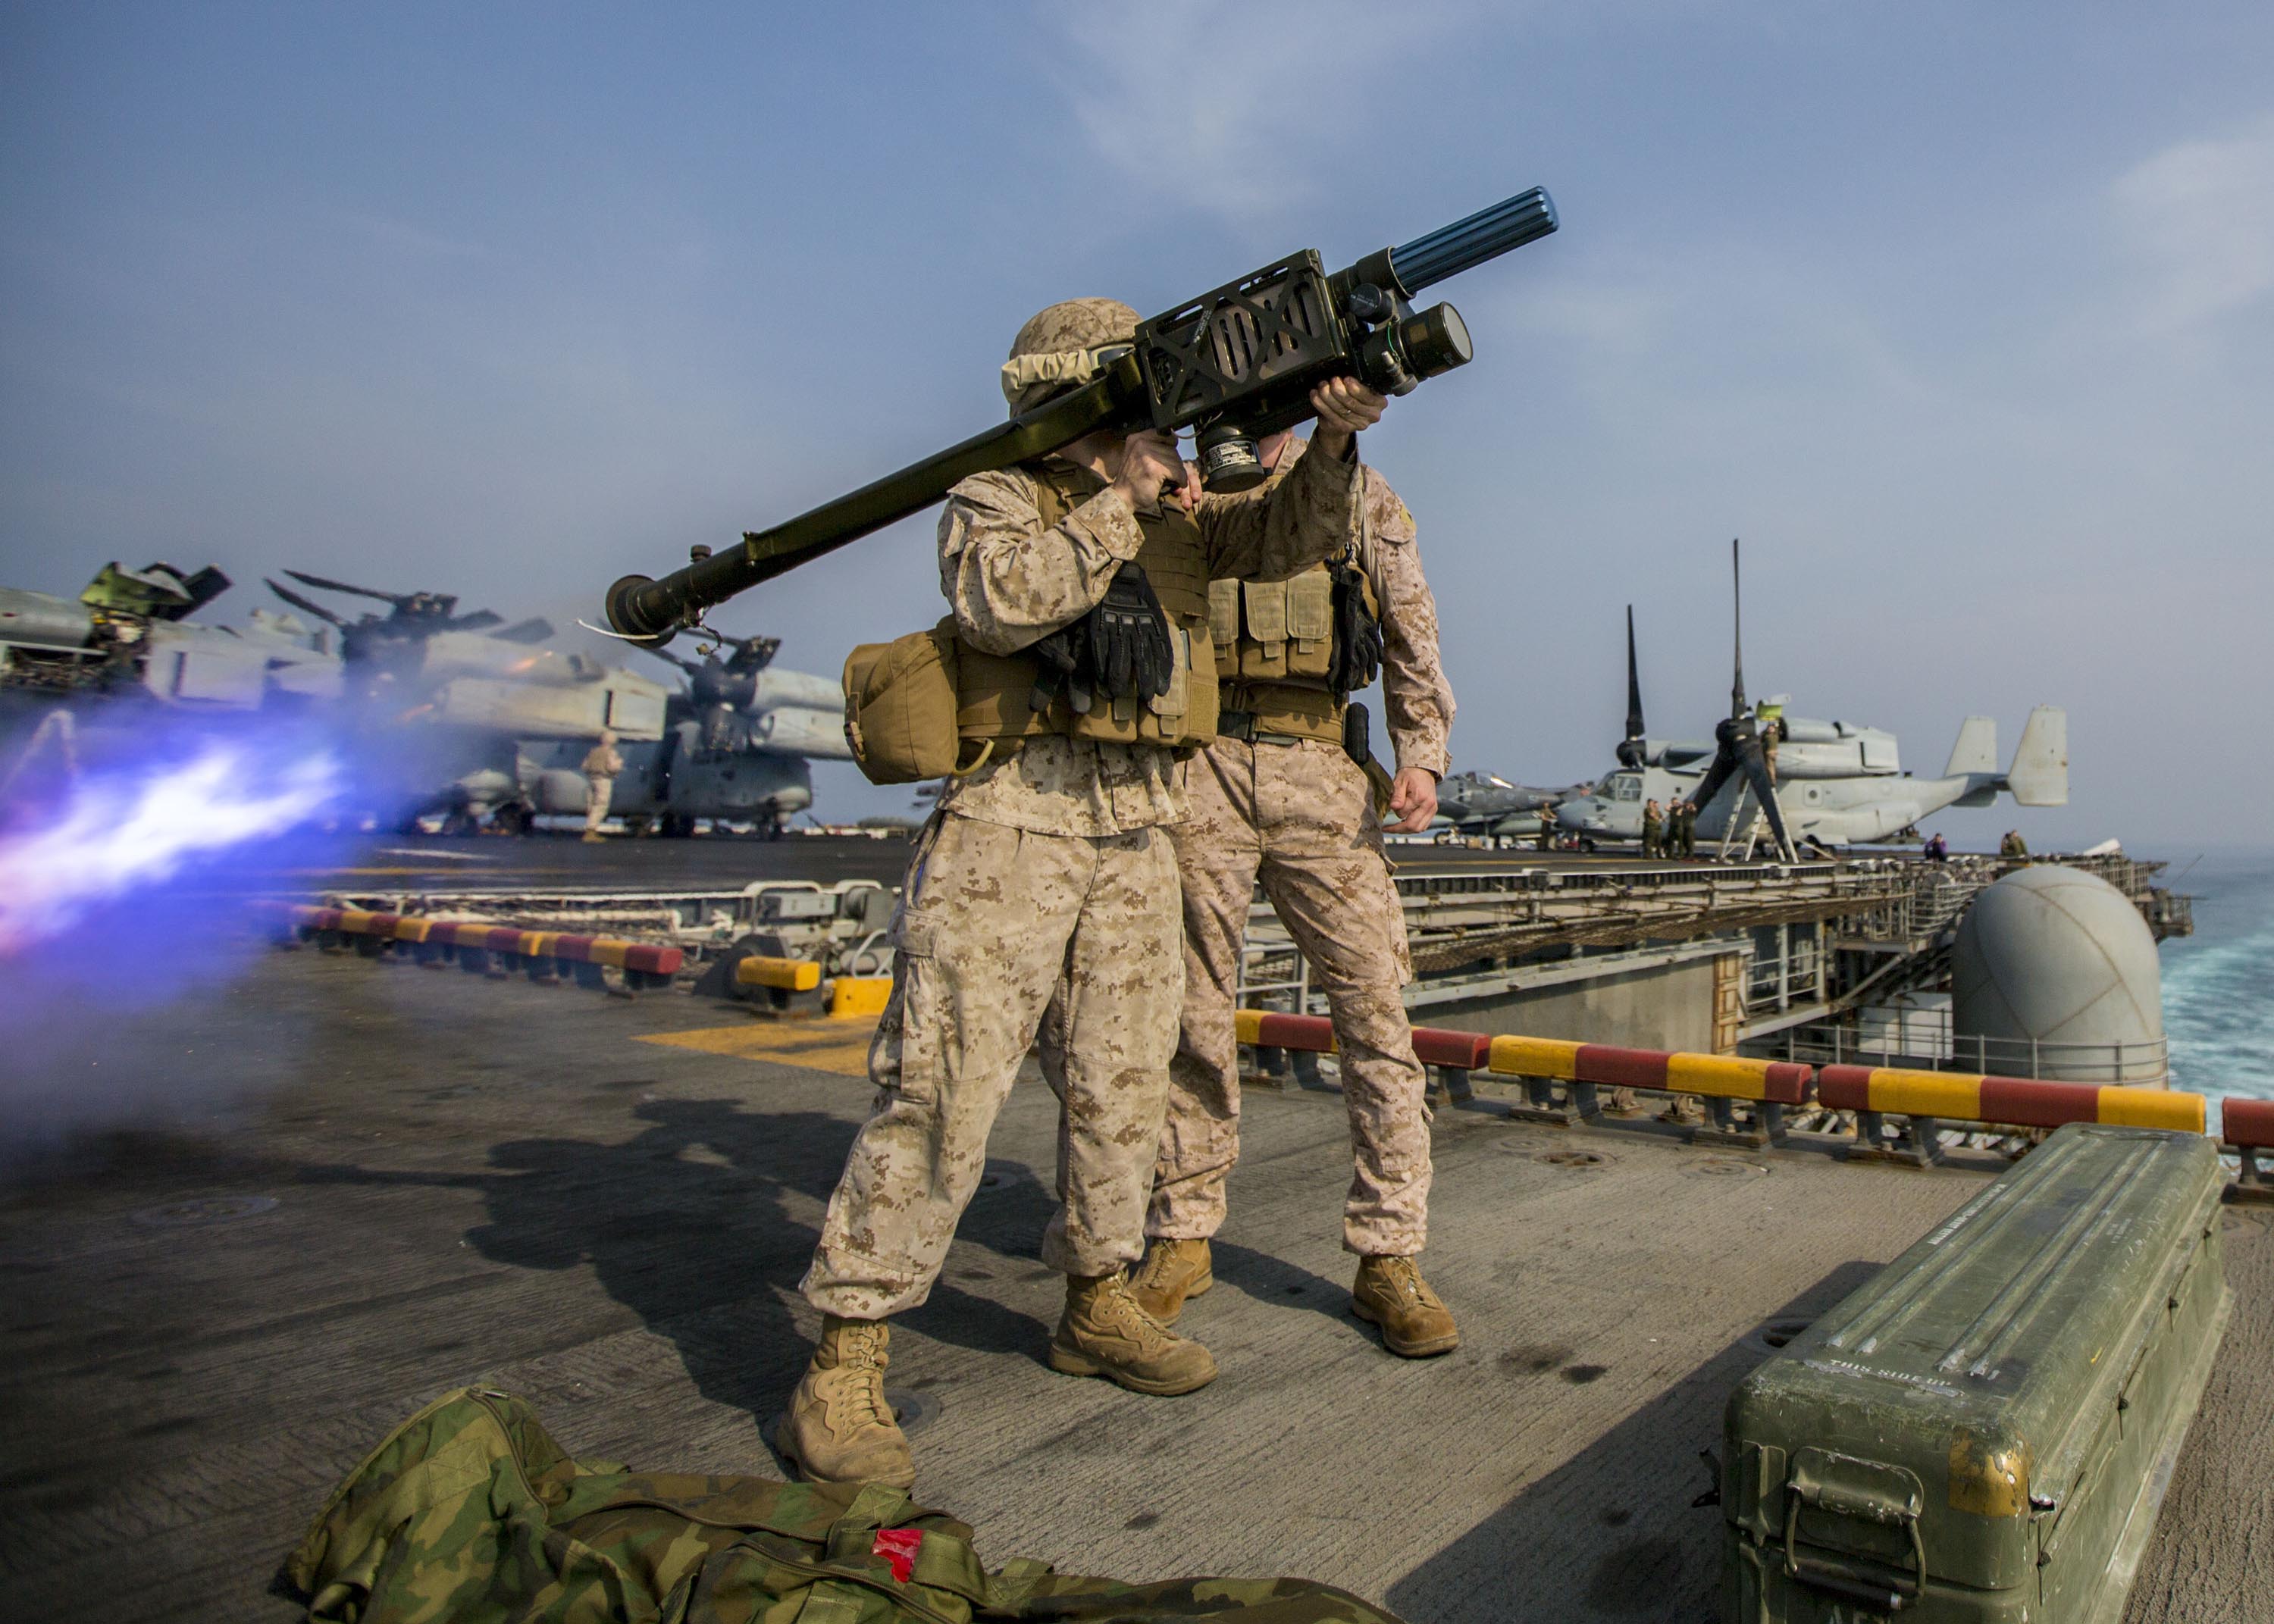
[{"x1": 1782, "y1": 1453, "x2": 1928, "y2": 1611}]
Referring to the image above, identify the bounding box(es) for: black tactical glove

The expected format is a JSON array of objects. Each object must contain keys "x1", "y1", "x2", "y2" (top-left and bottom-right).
[
  {"x1": 1328, "y1": 562, "x2": 1384, "y2": 694},
  {"x1": 1026, "y1": 624, "x2": 1094, "y2": 715},
  {"x1": 1083, "y1": 562, "x2": 1176, "y2": 703}
]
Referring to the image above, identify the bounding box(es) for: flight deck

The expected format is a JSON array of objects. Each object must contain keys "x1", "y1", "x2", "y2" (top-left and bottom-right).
[{"x1": 0, "y1": 946, "x2": 2265, "y2": 1623}]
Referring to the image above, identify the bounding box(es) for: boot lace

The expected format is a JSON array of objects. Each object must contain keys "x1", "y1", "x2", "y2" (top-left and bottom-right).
[
  {"x1": 1102, "y1": 1272, "x2": 1177, "y2": 1343},
  {"x1": 833, "y1": 1325, "x2": 894, "y2": 1428},
  {"x1": 1372, "y1": 1256, "x2": 1438, "y2": 1307},
  {"x1": 1135, "y1": 1242, "x2": 1187, "y2": 1295}
]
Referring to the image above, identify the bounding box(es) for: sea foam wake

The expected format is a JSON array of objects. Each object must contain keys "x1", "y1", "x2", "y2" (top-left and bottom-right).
[{"x1": 2159, "y1": 852, "x2": 2274, "y2": 1136}]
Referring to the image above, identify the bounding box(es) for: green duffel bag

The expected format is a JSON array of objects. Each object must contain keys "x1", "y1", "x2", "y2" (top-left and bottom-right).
[{"x1": 286, "y1": 1387, "x2": 1403, "y2": 1624}]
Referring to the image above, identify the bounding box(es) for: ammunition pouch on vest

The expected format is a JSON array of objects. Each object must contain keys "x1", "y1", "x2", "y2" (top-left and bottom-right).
[
  {"x1": 1207, "y1": 563, "x2": 1382, "y2": 745},
  {"x1": 838, "y1": 468, "x2": 1216, "y2": 787}
]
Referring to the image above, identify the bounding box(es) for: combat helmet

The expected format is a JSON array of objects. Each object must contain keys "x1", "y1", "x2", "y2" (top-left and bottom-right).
[{"x1": 1001, "y1": 298, "x2": 1139, "y2": 417}]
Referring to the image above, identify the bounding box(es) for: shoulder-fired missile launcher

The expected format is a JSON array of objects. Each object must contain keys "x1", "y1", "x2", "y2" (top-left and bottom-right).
[{"x1": 605, "y1": 188, "x2": 1558, "y2": 646}]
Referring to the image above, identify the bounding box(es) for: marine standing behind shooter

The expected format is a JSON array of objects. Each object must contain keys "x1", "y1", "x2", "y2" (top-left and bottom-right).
[
  {"x1": 780, "y1": 298, "x2": 1387, "y2": 1490},
  {"x1": 1126, "y1": 432, "x2": 1461, "y2": 1356}
]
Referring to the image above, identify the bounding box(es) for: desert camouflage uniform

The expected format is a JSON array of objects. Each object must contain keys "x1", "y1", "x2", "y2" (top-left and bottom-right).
[
  {"x1": 802, "y1": 435, "x2": 1362, "y2": 1319},
  {"x1": 1150, "y1": 448, "x2": 1455, "y2": 1256}
]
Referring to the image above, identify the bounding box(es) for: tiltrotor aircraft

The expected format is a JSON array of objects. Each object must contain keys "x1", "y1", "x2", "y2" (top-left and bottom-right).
[{"x1": 1555, "y1": 544, "x2": 2068, "y2": 857}]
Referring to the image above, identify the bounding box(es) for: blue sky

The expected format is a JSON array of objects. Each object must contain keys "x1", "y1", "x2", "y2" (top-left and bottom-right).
[{"x1": 4, "y1": 2, "x2": 2269, "y2": 849}]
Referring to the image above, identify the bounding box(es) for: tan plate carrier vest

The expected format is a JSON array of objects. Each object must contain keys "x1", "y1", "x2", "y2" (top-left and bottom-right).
[
  {"x1": 841, "y1": 467, "x2": 1216, "y2": 786},
  {"x1": 949, "y1": 467, "x2": 1218, "y2": 753},
  {"x1": 1209, "y1": 561, "x2": 1380, "y2": 744}
]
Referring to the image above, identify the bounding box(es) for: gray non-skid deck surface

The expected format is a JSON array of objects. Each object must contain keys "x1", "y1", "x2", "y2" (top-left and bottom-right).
[{"x1": 2, "y1": 953, "x2": 2267, "y2": 1623}]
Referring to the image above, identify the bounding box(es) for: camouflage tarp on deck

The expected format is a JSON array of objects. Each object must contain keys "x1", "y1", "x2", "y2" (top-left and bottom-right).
[{"x1": 286, "y1": 1387, "x2": 1405, "y2": 1624}]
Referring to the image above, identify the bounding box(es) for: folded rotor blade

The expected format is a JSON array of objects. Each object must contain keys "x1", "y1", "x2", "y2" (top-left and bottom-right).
[
  {"x1": 282, "y1": 568, "x2": 405, "y2": 606},
  {"x1": 265, "y1": 578, "x2": 349, "y2": 627},
  {"x1": 1688, "y1": 744, "x2": 1738, "y2": 822},
  {"x1": 1624, "y1": 605, "x2": 1645, "y2": 743},
  {"x1": 488, "y1": 617, "x2": 555, "y2": 644}
]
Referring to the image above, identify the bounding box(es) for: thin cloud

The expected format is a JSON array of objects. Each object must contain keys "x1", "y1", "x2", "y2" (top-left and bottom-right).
[
  {"x1": 2113, "y1": 112, "x2": 2274, "y2": 333},
  {"x1": 1044, "y1": 0, "x2": 1486, "y2": 225}
]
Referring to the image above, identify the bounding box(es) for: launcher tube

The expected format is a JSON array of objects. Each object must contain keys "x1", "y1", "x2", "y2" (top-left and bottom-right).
[{"x1": 1389, "y1": 187, "x2": 1559, "y2": 295}]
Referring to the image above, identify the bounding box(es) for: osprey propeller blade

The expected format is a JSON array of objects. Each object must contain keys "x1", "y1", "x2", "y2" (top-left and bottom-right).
[
  {"x1": 280, "y1": 569, "x2": 418, "y2": 609},
  {"x1": 1618, "y1": 604, "x2": 1647, "y2": 766},
  {"x1": 265, "y1": 578, "x2": 349, "y2": 627}
]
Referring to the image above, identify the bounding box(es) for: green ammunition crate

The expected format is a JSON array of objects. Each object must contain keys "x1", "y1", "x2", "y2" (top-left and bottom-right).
[{"x1": 1721, "y1": 1124, "x2": 2230, "y2": 1623}]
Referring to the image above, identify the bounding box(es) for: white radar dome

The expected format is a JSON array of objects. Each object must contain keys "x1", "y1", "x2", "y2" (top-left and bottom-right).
[{"x1": 1950, "y1": 865, "x2": 2166, "y2": 1084}]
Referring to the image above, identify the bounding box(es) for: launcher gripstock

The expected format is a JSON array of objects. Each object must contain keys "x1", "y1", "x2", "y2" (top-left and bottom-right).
[{"x1": 606, "y1": 186, "x2": 1557, "y2": 644}]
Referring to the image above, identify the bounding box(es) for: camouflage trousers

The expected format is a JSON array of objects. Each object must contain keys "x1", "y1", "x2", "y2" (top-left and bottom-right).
[
  {"x1": 1151, "y1": 737, "x2": 1433, "y2": 1256},
  {"x1": 801, "y1": 810, "x2": 1182, "y2": 1319}
]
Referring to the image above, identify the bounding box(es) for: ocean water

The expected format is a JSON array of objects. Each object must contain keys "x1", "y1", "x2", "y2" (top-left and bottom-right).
[{"x1": 2157, "y1": 848, "x2": 2274, "y2": 1134}]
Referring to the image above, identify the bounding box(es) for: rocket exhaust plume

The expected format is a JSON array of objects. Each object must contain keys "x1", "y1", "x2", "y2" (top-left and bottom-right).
[
  {"x1": 1, "y1": 722, "x2": 367, "y2": 1160},
  {"x1": 0, "y1": 740, "x2": 343, "y2": 955}
]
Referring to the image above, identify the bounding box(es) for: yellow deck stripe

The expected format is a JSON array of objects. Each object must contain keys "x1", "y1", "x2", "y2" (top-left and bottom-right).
[{"x1": 637, "y1": 1022, "x2": 877, "y2": 1078}]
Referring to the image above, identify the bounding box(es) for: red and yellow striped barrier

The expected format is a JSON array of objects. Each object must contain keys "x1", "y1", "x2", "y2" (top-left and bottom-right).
[
  {"x1": 2225, "y1": 1098, "x2": 2274, "y2": 1150},
  {"x1": 1485, "y1": 1035, "x2": 1810, "y2": 1104},
  {"x1": 1234, "y1": 1009, "x2": 1336, "y2": 1052},
  {"x1": 1229, "y1": 1012, "x2": 1488, "y2": 1074},
  {"x1": 1816, "y1": 1065, "x2": 2204, "y2": 1134},
  {"x1": 284, "y1": 906, "x2": 683, "y2": 981}
]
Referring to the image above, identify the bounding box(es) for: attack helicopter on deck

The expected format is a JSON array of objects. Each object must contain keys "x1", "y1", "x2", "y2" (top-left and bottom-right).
[
  {"x1": 1433, "y1": 770, "x2": 1590, "y2": 840},
  {"x1": 267, "y1": 573, "x2": 849, "y2": 836},
  {"x1": 1, "y1": 561, "x2": 341, "y2": 718}
]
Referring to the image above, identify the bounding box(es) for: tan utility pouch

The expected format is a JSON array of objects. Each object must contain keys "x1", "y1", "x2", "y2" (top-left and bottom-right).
[
  {"x1": 1284, "y1": 568, "x2": 1335, "y2": 677},
  {"x1": 842, "y1": 618, "x2": 992, "y2": 785},
  {"x1": 1208, "y1": 578, "x2": 1240, "y2": 662}
]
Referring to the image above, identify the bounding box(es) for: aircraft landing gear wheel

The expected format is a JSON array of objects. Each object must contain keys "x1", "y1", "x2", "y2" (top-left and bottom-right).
[
  {"x1": 490, "y1": 803, "x2": 534, "y2": 837},
  {"x1": 657, "y1": 813, "x2": 695, "y2": 839}
]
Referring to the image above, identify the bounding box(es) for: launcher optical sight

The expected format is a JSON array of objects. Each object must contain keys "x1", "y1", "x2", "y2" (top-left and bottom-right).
[{"x1": 607, "y1": 186, "x2": 1558, "y2": 645}]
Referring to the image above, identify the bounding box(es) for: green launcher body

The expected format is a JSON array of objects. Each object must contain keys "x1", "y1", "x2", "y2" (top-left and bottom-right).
[{"x1": 1720, "y1": 1123, "x2": 2231, "y2": 1623}]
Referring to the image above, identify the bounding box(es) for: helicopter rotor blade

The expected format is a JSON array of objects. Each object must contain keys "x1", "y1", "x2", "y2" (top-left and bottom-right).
[
  {"x1": 265, "y1": 578, "x2": 349, "y2": 627},
  {"x1": 1688, "y1": 742, "x2": 1738, "y2": 825},
  {"x1": 280, "y1": 569, "x2": 409, "y2": 608},
  {"x1": 1624, "y1": 605, "x2": 1645, "y2": 743},
  {"x1": 1728, "y1": 537, "x2": 1748, "y2": 721},
  {"x1": 443, "y1": 609, "x2": 504, "y2": 634},
  {"x1": 635, "y1": 643, "x2": 704, "y2": 676},
  {"x1": 488, "y1": 617, "x2": 554, "y2": 644}
]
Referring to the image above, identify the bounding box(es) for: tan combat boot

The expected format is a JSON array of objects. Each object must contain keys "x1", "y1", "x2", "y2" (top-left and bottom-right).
[
  {"x1": 1128, "y1": 1237, "x2": 1214, "y2": 1325},
  {"x1": 1048, "y1": 1271, "x2": 1219, "y2": 1394},
  {"x1": 1351, "y1": 1255, "x2": 1460, "y2": 1358},
  {"x1": 775, "y1": 1316, "x2": 915, "y2": 1488}
]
